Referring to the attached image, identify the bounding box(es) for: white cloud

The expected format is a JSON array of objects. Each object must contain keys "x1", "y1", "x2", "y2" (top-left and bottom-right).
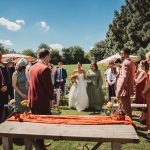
[
  {"x1": 90, "y1": 46, "x2": 94, "y2": 50},
  {"x1": 16, "y1": 19, "x2": 25, "y2": 25},
  {"x1": 39, "y1": 21, "x2": 50, "y2": 32},
  {"x1": 0, "y1": 17, "x2": 25, "y2": 31},
  {"x1": 49, "y1": 43, "x2": 64, "y2": 50},
  {"x1": 0, "y1": 39, "x2": 13, "y2": 46}
]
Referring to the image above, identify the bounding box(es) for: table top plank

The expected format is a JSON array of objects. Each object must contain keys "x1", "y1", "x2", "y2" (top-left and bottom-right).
[
  {"x1": 113, "y1": 103, "x2": 147, "y2": 108},
  {"x1": 0, "y1": 121, "x2": 139, "y2": 143}
]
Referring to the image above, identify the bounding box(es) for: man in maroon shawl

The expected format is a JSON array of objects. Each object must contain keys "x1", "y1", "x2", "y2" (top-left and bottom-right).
[
  {"x1": 28, "y1": 48, "x2": 54, "y2": 149},
  {"x1": 28, "y1": 48, "x2": 54, "y2": 114}
]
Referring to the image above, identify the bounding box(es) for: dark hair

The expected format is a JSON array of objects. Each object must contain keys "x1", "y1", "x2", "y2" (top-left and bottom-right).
[
  {"x1": 90, "y1": 62, "x2": 98, "y2": 71},
  {"x1": 140, "y1": 60, "x2": 149, "y2": 72},
  {"x1": 114, "y1": 58, "x2": 122, "y2": 64},
  {"x1": 109, "y1": 60, "x2": 114, "y2": 65},
  {"x1": 58, "y1": 61, "x2": 63, "y2": 65},
  {"x1": 18, "y1": 66, "x2": 26, "y2": 72},
  {"x1": 121, "y1": 48, "x2": 131, "y2": 55},
  {"x1": 37, "y1": 48, "x2": 50, "y2": 59}
]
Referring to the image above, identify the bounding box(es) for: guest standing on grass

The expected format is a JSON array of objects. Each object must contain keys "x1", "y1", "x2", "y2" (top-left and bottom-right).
[
  {"x1": 107, "y1": 66, "x2": 117, "y2": 101},
  {"x1": 116, "y1": 48, "x2": 136, "y2": 118},
  {"x1": 28, "y1": 48, "x2": 54, "y2": 150},
  {"x1": 135, "y1": 60, "x2": 149, "y2": 122},
  {"x1": 28, "y1": 48, "x2": 54, "y2": 115},
  {"x1": 142, "y1": 51, "x2": 150, "y2": 139},
  {"x1": 12, "y1": 58, "x2": 28, "y2": 113},
  {"x1": 0, "y1": 67, "x2": 7, "y2": 123},
  {"x1": 86, "y1": 62, "x2": 104, "y2": 111},
  {"x1": 2, "y1": 57, "x2": 15, "y2": 100},
  {"x1": 54, "y1": 62, "x2": 67, "y2": 95},
  {"x1": 135, "y1": 60, "x2": 148, "y2": 104},
  {"x1": 68, "y1": 62, "x2": 89, "y2": 111}
]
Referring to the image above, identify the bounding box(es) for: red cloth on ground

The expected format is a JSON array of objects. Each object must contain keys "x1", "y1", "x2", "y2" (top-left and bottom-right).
[{"x1": 7, "y1": 115, "x2": 132, "y2": 125}]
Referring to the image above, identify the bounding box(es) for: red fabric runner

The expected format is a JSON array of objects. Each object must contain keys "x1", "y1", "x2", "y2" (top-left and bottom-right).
[{"x1": 7, "y1": 114, "x2": 132, "y2": 125}]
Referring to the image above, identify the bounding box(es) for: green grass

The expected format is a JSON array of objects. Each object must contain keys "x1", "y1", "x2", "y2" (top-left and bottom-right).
[{"x1": 1, "y1": 64, "x2": 150, "y2": 150}]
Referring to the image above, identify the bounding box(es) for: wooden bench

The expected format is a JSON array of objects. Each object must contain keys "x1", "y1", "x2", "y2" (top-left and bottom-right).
[
  {"x1": 113, "y1": 103, "x2": 147, "y2": 110},
  {"x1": 0, "y1": 121, "x2": 139, "y2": 150},
  {"x1": 111, "y1": 96, "x2": 135, "y2": 103}
]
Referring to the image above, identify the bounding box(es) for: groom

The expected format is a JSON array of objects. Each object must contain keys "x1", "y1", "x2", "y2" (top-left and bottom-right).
[{"x1": 54, "y1": 62, "x2": 67, "y2": 94}]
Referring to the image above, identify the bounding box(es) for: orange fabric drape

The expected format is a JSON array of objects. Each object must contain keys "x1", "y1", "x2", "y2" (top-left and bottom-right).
[{"x1": 7, "y1": 114, "x2": 132, "y2": 125}]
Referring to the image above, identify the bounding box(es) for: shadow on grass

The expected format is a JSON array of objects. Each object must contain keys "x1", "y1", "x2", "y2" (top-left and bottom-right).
[
  {"x1": 59, "y1": 106, "x2": 70, "y2": 110},
  {"x1": 0, "y1": 138, "x2": 24, "y2": 146},
  {"x1": 13, "y1": 138, "x2": 24, "y2": 146}
]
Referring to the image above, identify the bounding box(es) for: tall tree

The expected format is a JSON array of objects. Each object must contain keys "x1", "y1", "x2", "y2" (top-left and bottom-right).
[
  {"x1": 105, "y1": 0, "x2": 150, "y2": 56},
  {"x1": 61, "y1": 48, "x2": 73, "y2": 64},
  {"x1": 21, "y1": 49, "x2": 36, "y2": 57},
  {"x1": 71, "y1": 46, "x2": 85, "y2": 64},
  {"x1": 50, "y1": 49, "x2": 62, "y2": 65},
  {"x1": 90, "y1": 40, "x2": 108, "y2": 61},
  {"x1": 0, "y1": 44, "x2": 9, "y2": 54}
]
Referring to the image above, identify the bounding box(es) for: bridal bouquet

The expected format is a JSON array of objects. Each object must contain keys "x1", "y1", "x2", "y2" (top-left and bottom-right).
[{"x1": 69, "y1": 73, "x2": 78, "y2": 83}]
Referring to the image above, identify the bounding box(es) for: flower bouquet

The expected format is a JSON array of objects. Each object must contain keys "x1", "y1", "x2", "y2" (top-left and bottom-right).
[
  {"x1": 51, "y1": 102, "x2": 61, "y2": 115},
  {"x1": 70, "y1": 73, "x2": 78, "y2": 81},
  {"x1": 20, "y1": 100, "x2": 32, "y2": 118},
  {"x1": 104, "y1": 101, "x2": 113, "y2": 116}
]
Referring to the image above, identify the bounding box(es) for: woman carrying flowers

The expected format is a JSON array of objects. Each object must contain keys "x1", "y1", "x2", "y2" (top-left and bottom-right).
[{"x1": 68, "y1": 62, "x2": 89, "y2": 111}]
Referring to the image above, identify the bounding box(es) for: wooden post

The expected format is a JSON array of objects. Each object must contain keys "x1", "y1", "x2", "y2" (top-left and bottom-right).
[
  {"x1": 2, "y1": 137, "x2": 13, "y2": 150},
  {"x1": 24, "y1": 138, "x2": 32, "y2": 150},
  {"x1": 112, "y1": 142, "x2": 121, "y2": 150}
]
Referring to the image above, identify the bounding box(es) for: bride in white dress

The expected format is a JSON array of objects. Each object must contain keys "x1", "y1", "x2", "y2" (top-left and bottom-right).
[{"x1": 68, "y1": 62, "x2": 89, "y2": 111}]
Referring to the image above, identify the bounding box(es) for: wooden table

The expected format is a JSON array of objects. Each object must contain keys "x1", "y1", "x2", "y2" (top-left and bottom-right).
[{"x1": 0, "y1": 121, "x2": 139, "y2": 150}]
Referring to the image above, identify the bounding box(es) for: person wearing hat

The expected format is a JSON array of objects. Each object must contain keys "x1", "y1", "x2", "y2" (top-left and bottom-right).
[{"x1": 12, "y1": 58, "x2": 28, "y2": 113}]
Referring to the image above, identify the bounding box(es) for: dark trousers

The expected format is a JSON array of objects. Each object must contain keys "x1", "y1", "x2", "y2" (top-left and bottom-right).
[
  {"x1": 7, "y1": 84, "x2": 14, "y2": 99},
  {"x1": 0, "y1": 93, "x2": 8, "y2": 123},
  {"x1": 108, "y1": 83, "x2": 116, "y2": 101},
  {"x1": 55, "y1": 82, "x2": 65, "y2": 94},
  {"x1": 30, "y1": 108, "x2": 51, "y2": 150}
]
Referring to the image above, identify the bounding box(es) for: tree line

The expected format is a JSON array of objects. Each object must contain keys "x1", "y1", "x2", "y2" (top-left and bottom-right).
[
  {"x1": 0, "y1": 43, "x2": 91, "y2": 65},
  {"x1": 90, "y1": 0, "x2": 150, "y2": 61}
]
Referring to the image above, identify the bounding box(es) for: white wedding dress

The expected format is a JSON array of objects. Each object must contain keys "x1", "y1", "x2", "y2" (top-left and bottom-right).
[{"x1": 68, "y1": 74, "x2": 89, "y2": 111}]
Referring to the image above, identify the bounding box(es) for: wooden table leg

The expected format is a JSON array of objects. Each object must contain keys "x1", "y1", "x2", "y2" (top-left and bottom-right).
[
  {"x1": 24, "y1": 138, "x2": 32, "y2": 150},
  {"x1": 2, "y1": 137, "x2": 13, "y2": 150},
  {"x1": 111, "y1": 142, "x2": 121, "y2": 150}
]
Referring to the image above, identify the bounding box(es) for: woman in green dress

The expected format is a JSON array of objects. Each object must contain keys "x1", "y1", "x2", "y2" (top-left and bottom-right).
[
  {"x1": 86, "y1": 62, "x2": 104, "y2": 111},
  {"x1": 12, "y1": 58, "x2": 28, "y2": 113}
]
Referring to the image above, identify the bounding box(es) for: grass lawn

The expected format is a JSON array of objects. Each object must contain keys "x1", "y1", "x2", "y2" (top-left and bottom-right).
[{"x1": 0, "y1": 64, "x2": 150, "y2": 149}]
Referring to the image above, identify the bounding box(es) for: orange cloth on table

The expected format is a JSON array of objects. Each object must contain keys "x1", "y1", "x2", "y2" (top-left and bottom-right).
[{"x1": 7, "y1": 115, "x2": 132, "y2": 125}]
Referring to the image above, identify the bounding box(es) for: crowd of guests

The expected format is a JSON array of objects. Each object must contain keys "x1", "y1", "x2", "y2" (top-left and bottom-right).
[
  {"x1": 104, "y1": 49, "x2": 150, "y2": 139},
  {"x1": 0, "y1": 48, "x2": 150, "y2": 142}
]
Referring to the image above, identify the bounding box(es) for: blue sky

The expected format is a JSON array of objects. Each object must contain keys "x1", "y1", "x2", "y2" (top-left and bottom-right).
[{"x1": 0, "y1": 0, "x2": 125, "y2": 52}]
